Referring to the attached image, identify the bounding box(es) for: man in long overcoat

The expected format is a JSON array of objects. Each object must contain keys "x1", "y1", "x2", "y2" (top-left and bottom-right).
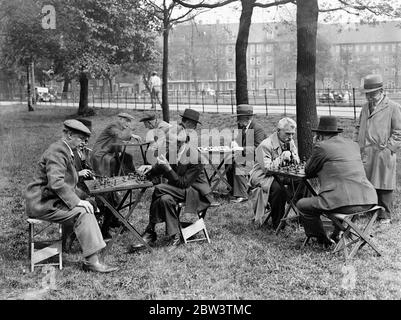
[
  {"x1": 354, "y1": 74, "x2": 401, "y2": 224},
  {"x1": 25, "y1": 120, "x2": 117, "y2": 272},
  {"x1": 248, "y1": 118, "x2": 300, "y2": 228}
]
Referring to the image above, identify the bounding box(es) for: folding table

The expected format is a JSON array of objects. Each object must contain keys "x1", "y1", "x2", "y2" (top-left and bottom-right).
[
  {"x1": 84, "y1": 176, "x2": 153, "y2": 256},
  {"x1": 198, "y1": 146, "x2": 244, "y2": 194},
  {"x1": 112, "y1": 141, "x2": 151, "y2": 176},
  {"x1": 264, "y1": 166, "x2": 319, "y2": 234}
]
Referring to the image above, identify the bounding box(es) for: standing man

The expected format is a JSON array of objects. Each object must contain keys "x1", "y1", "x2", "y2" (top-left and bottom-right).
[
  {"x1": 149, "y1": 71, "x2": 162, "y2": 110},
  {"x1": 249, "y1": 118, "x2": 299, "y2": 228},
  {"x1": 25, "y1": 120, "x2": 118, "y2": 272},
  {"x1": 354, "y1": 74, "x2": 401, "y2": 224},
  {"x1": 298, "y1": 116, "x2": 377, "y2": 247},
  {"x1": 227, "y1": 104, "x2": 267, "y2": 203}
]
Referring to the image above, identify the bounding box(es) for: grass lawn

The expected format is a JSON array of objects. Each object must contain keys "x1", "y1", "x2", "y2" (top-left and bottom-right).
[{"x1": 1, "y1": 104, "x2": 400, "y2": 300}]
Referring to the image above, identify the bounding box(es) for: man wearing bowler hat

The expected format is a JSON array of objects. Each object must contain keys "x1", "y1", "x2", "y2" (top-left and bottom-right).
[
  {"x1": 25, "y1": 120, "x2": 118, "y2": 272},
  {"x1": 297, "y1": 116, "x2": 377, "y2": 248},
  {"x1": 354, "y1": 74, "x2": 401, "y2": 224},
  {"x1": 227, "y1": 104, "x2": 266, "y2": 203},
  {"x1": 133, "y1": 109, "x2": 217, "y2": 251}
]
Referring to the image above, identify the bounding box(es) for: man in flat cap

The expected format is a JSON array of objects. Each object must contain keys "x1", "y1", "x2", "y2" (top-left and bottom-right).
[
  {"x1": 139, "y1": 113, "x2": 175, "y2": 163},
  {"x1": 90, "y1": 112, "x2": 142, "y2": 238},
  {"x1": 354, "y1": 74, "x2": 401, "y2": 224},
  {"x1": 227, "y1": 104, "x2": 266, "y2": 203},
  {"x1": 90, "y1": 112, "x2": 142, "y2": 177},
  {"x1": 25, "y1": 120, "x2": 118, "y2": 272},
  {"x1": 297, "y1": 116, "x2": 377, "y2": 248},
  {"x1": 133, "y1": 109, "x2": 216, "y2": 251}
]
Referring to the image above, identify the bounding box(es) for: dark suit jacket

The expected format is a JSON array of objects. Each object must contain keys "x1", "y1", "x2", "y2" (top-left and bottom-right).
[
  {"x1": 305, "y1": 135, "x2": 377, "y2": 210},
  {"x1": 149, "y1": 146, "x2": 211, "y2": 213},
  {"x1": 25, "y1": 140, "x2": 81, "y2": 217},
  {"x1": 237, "y1": 119, "x2": 267, "y2": 157}
]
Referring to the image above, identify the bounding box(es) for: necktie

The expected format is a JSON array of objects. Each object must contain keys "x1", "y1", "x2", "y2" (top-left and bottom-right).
[{"x1": 368, "y1": 101, "x2": 375, "y2": 114}]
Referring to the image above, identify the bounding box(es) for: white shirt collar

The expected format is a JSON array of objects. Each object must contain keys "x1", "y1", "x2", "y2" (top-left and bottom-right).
[{"x1": 62, "y1": 139, "x2": 74, "y2": 158}]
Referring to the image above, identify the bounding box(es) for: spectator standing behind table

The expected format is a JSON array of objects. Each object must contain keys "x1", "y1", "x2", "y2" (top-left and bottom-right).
[
  {"x1": 248, "y1": 118, "x2": 299, "y2": 228},
  {"x1": 354, "y1": 74, "x2": 401, "y2": 224},
  {"x1": 227, "y1": 104, "x2": 267, "y2": 203},
  {"x1": 297, "y1": 116, "x2": 377, "y2": 248},
  {"x1": 149, "y1": 71, "x2": 162, "y2": 110},
  {"x1": 25, "y1": 120, "x2": 118, "y2": 273}
]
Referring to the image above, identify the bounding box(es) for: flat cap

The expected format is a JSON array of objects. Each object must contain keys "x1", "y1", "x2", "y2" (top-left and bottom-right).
[
  {"x1": 64, "y1": 119, "x2": 91, "y2": 135},
  {"x1": 139, "y1": 113, "x2": 156, "y2": 122},
  {"x1": 118, "y1": 112, "x2": 135, "y2": 120},
  {"x1": 76, "y1": 118, "x2": 92, "y2": 131}
]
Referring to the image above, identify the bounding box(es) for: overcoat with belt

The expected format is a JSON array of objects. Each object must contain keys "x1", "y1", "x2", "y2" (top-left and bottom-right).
[
  {"x1": 354, "y1": 96, "x2": 401, "y2": 190},
  {"x1": 90, "y1": 121, "x2": 132, "y2": 176},
  {"x1": 25, "y1": 140, "x2": 81, "y2": 221}
]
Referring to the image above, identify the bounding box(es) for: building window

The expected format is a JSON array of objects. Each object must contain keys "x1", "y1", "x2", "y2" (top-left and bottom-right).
[
  {"x1": 362, "y1": 45, "x2": 367, "y2": 52},
  {"x1": 335, "y1": 45, "x2": 340, "y2": 53},
  {"x1": 256, "y1": 44, "x2": 263, "y2": 53},
  {"x1": 266, "y1": 44, "x2": 273, "y2": 52},
  {"x1": 385, "y1": 44, "x2": 389, "y2": 51},
  {"x1": 256, "y1": 56, "x2": 262, "y2": 65},
  {"x1": 250, "y1": 57, "x2": 255, "y2": 65},
  {"x1": 355, "y1": 45, "x2": 359, "y2": 52},
  {"x1": 250, "y1": 69, "x2": 255, "y2": 77},
  {"x1": 282, "y1": 43, "x2": 290, "y2": 51},
  {"x1": 370, "y1": 45, "x2": 375, "y2": 52},
  {"x1": 251, "y1": 81, "x2": 255, "y2": 89},
  {"x1": 378, "y1": 44, "x2": 382, "y2": 52},
  {"x1": 227, "y1": 45, "x2": 234, "y2": 54},
  {"x1": 392, "y1": 44, "x2": 397, "y2": 52},
  {"x1": 227, "y1": 58, "x2": 233, "y2": 66}
]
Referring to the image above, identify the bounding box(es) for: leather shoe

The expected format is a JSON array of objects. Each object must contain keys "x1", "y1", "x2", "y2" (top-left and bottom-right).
[
  {"x1": 167, "y1": 233, "x2": 182, "y2": 252},
  {"x1": 317, "y1": 237, "x2": 335, "y2": 249},
  {"x1": 82, "y1": 261, "x2": 119, "y2": 273},
  {"x1": 131, "y1": 230, "x2": 157, "y2": 249},
  {"x1": 230, "y1": 197, "x2": 248, "y2": 203}
]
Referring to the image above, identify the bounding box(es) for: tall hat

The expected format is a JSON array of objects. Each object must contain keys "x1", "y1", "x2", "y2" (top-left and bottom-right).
[
  {"x1": 232, "y1": 104, "x2": 254, "y2": 117},
  {"x1": 63, "y1": 119, "x2": 91, "y2": 136},
  {"x1": 139, "y1": 113, "x2": 156, "y2": 122},
  {"x1": 180, "y1": 108, "x2": 201, "y2": 124},
  {"x1": 360, "y1": 74, "x2": 383, "y2": 93},
  {"x1": 312, "y1": 116, "x2": 343, "y2": 133}
]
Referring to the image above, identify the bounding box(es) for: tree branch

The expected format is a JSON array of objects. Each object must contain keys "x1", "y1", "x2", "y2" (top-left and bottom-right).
[
  {"x1": 173, "y1": 0, "x2": 236, "y2": 9},
  {"x1": 253, "y1": 0, "x2": 295, "y2": 8}
]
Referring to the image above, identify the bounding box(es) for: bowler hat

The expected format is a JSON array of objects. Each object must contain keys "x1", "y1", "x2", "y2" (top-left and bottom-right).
[
  {"x1": 232, "y1": 104, "x2": 254, "y2": 117},
  {"x1": 64, "y1": 119, "x2": 91, "y2": 136},
  {"x1": 118, "y1": 112, "x2": 135, "y2": 121},
  {"x1": 360, "y1": 74, "x2": 383, "y2": 93},
  {"x1": 180, "y1": 108, "x2": 201, "y2": 124},
  {"x1": 76, "y1": 118, "x2": 92, "y2": 131},
  {"x1": 139, "y1": 113, "x2": 156, "y2": 122},
  {"x1": 312, "y1": 116, "x2": 343, "y2": 133}
]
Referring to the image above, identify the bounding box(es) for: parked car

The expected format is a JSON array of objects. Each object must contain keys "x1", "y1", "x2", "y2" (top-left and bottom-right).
[{"x1": 38, "y1": 92, "x2": 56, "y2": 102}]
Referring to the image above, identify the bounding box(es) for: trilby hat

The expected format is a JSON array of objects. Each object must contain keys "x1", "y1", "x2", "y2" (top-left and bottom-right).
[
  {"x1": 118, "y1": 112, "x2": 135, "y2": 121},
  {"x1": 360, "y1": 74, "x2": 383, "y2": 93},
  {"x1": 232, "y1": 104, "x2": 254, "y2": 117},
  {"x1": 312, "y1": 116, "x2": 343, "y2": 133},
  {"x1": 139, "y1": 113, "x2": 156, "y2": 122},
  {"x1": 180, "y1": 108, "x2": 201, "y2": 124}
]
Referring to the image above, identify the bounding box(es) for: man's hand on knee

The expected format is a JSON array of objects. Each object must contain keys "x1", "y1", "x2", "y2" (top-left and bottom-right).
[{"x1": 78, "y1": 200, "x2": 94, "y2": 215}]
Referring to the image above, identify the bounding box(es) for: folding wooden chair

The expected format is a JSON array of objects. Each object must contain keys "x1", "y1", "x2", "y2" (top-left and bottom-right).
[
  {"x1": 302, "y1": 205, "x2": 383, "y2": 260},
  {"x1": 28, "y1": 218, "x2": 63, "y2": 272},
  {"x1": 176, "y1": 203, "x2": 211, "y2": 244},
  {"x1": 327, "y1": 205, "x2": 383, "y2": 260}
]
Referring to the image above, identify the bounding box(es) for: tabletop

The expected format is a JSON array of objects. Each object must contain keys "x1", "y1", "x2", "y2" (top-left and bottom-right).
[
  {"x1": 198, "y1": 146, "x2": 244, "y2": 154},
  {"x1": 84, "y1": 174, "x2": 153, "y2": 194}
]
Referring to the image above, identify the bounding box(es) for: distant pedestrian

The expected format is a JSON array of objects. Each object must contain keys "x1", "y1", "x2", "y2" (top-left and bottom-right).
[
  {"x1": 354, "y1": 74, "x2": 401, "y2": 224},
  {"x1": 149, "y1": 71, "x2": 162, "y2": 110}
]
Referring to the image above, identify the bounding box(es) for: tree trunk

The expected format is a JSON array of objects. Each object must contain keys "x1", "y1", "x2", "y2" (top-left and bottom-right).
[
  {"x1": 63, "y1": 77, "x2": 70, "y2": 93},
  {"x1": 108, "y1": 77, "x2": 113, "y2": 94},
  {"x1": 162, "y1": 12, "x2": 170, "y2": 122},
  {"x1": 27, "y1": 63, "x2": 34, "y2": 111},
  {"x1": 78, "y1": 73, "x2": 90, "y2": 115},
  {"x1": 235, "y1": 0, "x2": 255, "y2": 105},
  {"x1": 31, "y1": 61, "x2": 36, "y2": 104},
  {"x1": 296, "y1": 0, "x2": 318, "y2": 160}
]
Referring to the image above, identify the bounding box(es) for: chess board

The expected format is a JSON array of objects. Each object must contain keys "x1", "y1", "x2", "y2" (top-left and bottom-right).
[
  {"x1": 198, "y1": 146, "x2": 244, "y2": 153},
  {"x1": 84, "y1": 173, "x2": 153, "y2": 194},
  {"x1": 265, "y1": 162, "x2": 307, "y2": 179}
]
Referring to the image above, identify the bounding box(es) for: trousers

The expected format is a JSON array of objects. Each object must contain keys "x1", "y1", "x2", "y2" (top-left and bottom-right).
[
  {"x1": 226, "y1": 163, "x2": 248, "y2": 198},
  {"x1": 376, "y1": 189, "x2": 393, "y2": 219}
]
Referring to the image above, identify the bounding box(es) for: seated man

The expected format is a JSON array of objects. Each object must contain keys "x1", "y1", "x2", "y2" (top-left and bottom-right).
[
  {"x1": 90, "y1": 112, "x2": 141, "y2": 177},
  {"x1": 249, "y1": 117, "x2": 299, "y2": 228},
  {"x1": 133, "y1": 109, "x2": 215, "y2": 251},
  {"x1": 296, "y1": 116, "x2": 378, "y2": 247},
  {"x1": 227, "y1": 104, "x2": 266, "y2": 203},
  {"x1": 139, "y1": 113, "x2": 175, "y2": 162},
  {"x1": 25, "y1": 120, "x2": 118, "y2": 273}
]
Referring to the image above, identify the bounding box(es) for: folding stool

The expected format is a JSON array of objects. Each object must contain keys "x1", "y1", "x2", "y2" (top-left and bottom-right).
[
  {"x1": 28, "y1": 218, "x2": 63, "y2": 272},
  {"x1": 176, "y1": 203, "x2": 211, "y2": 244}
]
